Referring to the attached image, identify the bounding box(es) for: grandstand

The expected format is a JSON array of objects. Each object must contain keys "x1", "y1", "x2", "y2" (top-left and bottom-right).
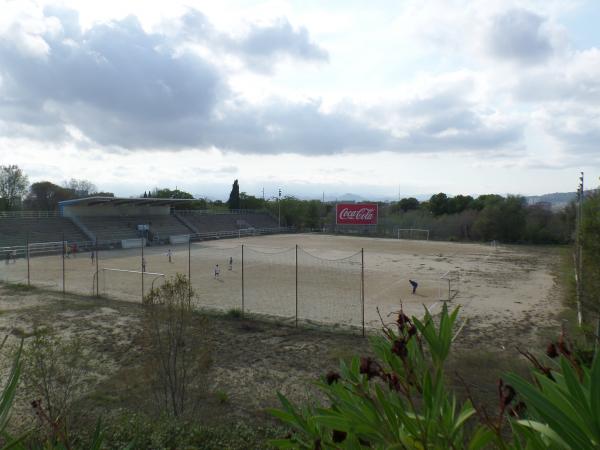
[
  {"x1": 178, "y1": 211, "x2": 278, "y2": 233},
  {"x1": 0, "y1": 197, "x2": 282, "y2": 249},
  {"x1": 0, "y1": 214, "x2": 88, "y2": 247},
  {"x1": 77, "y1": 215, "x2": 190, "y2": 243}
]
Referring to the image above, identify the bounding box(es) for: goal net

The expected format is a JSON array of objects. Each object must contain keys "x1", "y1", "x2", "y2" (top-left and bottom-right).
[
  {"x1": 397, "y1": 228, "x2": 430, "y2": 240},
  {"x1": 439, "y1": 270, "x2": 460, "y2": 301},
  {"x1": 189, "y1": 244, "x2": 243, "y2": 313},
  {"x1": 243, "y1": 246, "x2": 296, "y2": 321},
  {"x1": 98, "y1": 268, "x2": 165, "y2": 302},
  {"x1": 28, "y1": 241, "x2": 63, "y2": 289},
  {"x1": 297, "y1": 248, "x2": 362, "y2": 329},
  {"x1": 0, "y1": 245, "x2": 27, "y2": 284}
]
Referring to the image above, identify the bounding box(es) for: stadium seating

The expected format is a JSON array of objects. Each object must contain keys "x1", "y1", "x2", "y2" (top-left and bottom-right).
[
  {"x1": 0, "y1": 212, "x2": 279, "y2": 249},
  {"x1": 0, "y1": 217, "x2": 89, "y2": 248},
  {"x1": 182, "y1": 212, "x2": 278, "y2": 233},
  {"x1": 77, "y1": 215, "x2": 191, "y2": 243}
]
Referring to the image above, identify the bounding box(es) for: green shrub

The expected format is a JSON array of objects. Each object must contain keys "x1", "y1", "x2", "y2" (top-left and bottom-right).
[{"x1": 269, "y1": 305, "x2": 600, "y2": 449}]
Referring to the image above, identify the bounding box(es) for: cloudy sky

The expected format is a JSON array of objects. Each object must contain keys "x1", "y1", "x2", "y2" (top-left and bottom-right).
[{"x1": 0, "y1": 0, "x2": 599, "y2": 200}]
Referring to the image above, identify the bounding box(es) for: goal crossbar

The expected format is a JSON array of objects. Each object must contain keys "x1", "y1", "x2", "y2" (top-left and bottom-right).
[
  {"x1": 101, "y1": 267, "x2": 164, "y2": 276},
  {"x1": 95, "y1": 268, "x2": 166, "y2": 299},
  {"x1": 396, "y1": 228, "x2": 430, "y2": 240}
]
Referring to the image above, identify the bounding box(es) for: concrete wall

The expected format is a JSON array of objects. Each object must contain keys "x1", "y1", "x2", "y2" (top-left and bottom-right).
[{"x1": 63, "y1": 204, "x2": 171, "y2": 217}]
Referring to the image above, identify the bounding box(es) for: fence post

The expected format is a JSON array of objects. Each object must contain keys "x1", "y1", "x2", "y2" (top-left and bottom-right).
[
  {"x1": 188, "y1": 237, "x2": 191, "y2": 300},
  {"x1": 361, "y1": 248, "x2": 365, "y2": 337},
  {"x1": 141, "y1": 239, "x2": 145, "y2": 302},
  {"x1": 295, "y1": 244, "x2": 298, "y2": 328},
  {"x1": 95, "y1": 238, "x2": 99, "y2": 297},
  {"x1": 62, "y1": 232, "x2": 65, "y2": 297},
  {"x1": 241, "y1": 244, "x2": 245, "y2": 317},
  {"x1": 26, "y1": 234, "x2": 30, "y2": 287}
]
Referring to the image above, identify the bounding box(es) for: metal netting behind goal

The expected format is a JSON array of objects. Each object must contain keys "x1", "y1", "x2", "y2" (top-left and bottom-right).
[
  {"x1": 189, "y1": 244, "x2": 242, "y2": 313},
  {"x1": 243, "y1": 246, "x2": 296, "y2": 321},
  {"x1": 297, "y1": 247, "x2": 362, "y2": 329},
  {"x1": 98, "y1": 268, "x2": 165, "y2": 302}
]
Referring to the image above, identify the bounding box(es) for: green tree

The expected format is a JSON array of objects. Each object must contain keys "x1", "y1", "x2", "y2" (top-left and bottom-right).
[
  {"x1": 471, "y1": 194, "x2": 504, "y2": 211},
  {"x1": 150, "y1": 188, "x2": 194, "y2": 199},
  {"x1": 398, "y1": 197, "x2": 420, "y2": 212},
  {"x1": 474, "y1": 196, "x2": 526, "y2": 242},
  {"x1": 447, "y1": 194, "x2": 474, "y2": 214},
  {"x1": 24, "y1": 181, "x2": 75, "y2": 211},
  {"x1": 0, "y1": 165, "x2": 29, "y2": 210},
  {"x1": 271, "y1": 306, "x2": 600, "y2": 449},
  {"x1": 581, "y1": 191, "x2": 600, "y2": 320},
  {"x1": 239, "y1": 192, "x2": 265, "y2": 210},
  {"x1": 143, "y1": 274, "x2": 211, "y2": 418},
  {"x1": 305, "y1": 200, "x2": 321, "y2": 229},
  {"x1": 428, "y1": 192, "x2": 449, "y2": 216},
  {"x1": 227, "y1": 179, "x2": 240, "y2": 210}
]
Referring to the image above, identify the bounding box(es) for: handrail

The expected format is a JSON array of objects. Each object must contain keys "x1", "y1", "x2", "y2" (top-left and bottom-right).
[
  {"x1": 174, "y1": 209, "x2": 271, "y2": 215},
  {"x1": 0, "y1": 211, "x2": 62, "y2": 218}
]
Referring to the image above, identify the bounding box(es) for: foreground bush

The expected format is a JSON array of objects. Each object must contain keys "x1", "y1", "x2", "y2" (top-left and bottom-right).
[{"x1": 270, "y1": 304, "x2": 600, "y2": 449}]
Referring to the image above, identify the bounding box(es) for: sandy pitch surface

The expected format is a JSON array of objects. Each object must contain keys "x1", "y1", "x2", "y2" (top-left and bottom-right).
[{"x1": 0, "y1": 233, "x2": 556, "y2": 330}]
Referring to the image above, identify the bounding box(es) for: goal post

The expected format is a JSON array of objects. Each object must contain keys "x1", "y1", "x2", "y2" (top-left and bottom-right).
[
  {"x1": 98, "y1": 267, "x2": 165, "y2": 301},
  {"x1": 439, "y1": 270, "x2": 460, "y2": 301},
  {"x1": 397, "y1": 228, "x2": 430, "y2": 240}
]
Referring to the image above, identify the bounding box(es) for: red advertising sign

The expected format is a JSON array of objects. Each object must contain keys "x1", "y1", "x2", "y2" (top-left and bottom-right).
[{"x1": 336, "y1": 203, "x2": 378, "y2": 225}]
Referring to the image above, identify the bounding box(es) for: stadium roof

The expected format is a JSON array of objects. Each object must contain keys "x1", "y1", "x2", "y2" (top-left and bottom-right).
[{"x1": 58, "y1": 196, "x2": 194, "y2": 207}]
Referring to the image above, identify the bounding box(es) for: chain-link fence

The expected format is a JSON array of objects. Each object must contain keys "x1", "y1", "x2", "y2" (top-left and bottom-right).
[{"x1": 0, "y1": 238, "x2": 371, "y2": 334}]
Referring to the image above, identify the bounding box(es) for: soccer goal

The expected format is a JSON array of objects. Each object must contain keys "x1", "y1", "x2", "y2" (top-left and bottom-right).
[
  {"x1": 94, "y1": 267, "x2": 165, "y2": 301},
  {"x1": 439, "y1": 270, "x2": 460, "y2": 301},
  {"x1": 397, "y1": 228, "x2": 430, "y2": 240}
]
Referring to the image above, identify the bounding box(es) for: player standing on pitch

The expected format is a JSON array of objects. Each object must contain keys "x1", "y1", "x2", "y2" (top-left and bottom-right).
[
  {"x1": 214, "y1": 264, "x2": 220, "y2": 279},
  {"x1": 228, "y1": 256, "x2": 233, "y2": 270},
  {"x1": 409, "y1": 279, "x2": 418, "y2": 294},
  {"x1": 167, "y1": 248, "x2": 173, "y2": 263}
]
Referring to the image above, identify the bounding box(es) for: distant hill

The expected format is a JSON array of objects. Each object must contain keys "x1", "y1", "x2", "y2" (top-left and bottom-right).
[{"x1": 525, "y1": 190, "x2": 596, "y2": 209}]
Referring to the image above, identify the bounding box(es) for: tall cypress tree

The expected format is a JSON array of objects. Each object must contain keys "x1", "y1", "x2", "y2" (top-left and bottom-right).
[{"x1": 227, "y1": 179, "x2": 240, "y2": 210}]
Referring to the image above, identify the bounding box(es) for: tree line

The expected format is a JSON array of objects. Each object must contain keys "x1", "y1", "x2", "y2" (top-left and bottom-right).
[
  {"x1": 0, "y1": 165, "x2": 581, "y2": 245},
  {"x1": 379, "y1": 193, "x2": 575, "y2": 244}
]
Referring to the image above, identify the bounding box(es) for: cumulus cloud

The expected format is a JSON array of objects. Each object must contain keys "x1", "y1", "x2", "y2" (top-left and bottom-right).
[
  {"x1": 514, "y1": 48, "x2": 600, "y2": 103},
  {"x1": 0, "y1": 5, "x2": 527, "y2": 156},
  {"x1": 176, "y1": 10, "x2": 328, "y2": 73},
  {"x1": 228, "y1": 18, "x2": 329, "y2": 72},
  {"x1": 487, "y1": 8, "x2": 555, "y2": 65}
]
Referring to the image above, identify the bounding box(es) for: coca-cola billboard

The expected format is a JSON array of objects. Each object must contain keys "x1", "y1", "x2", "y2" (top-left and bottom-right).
[{"x1": 336, "y1": 203, "x2": 378, "y2": 225}]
